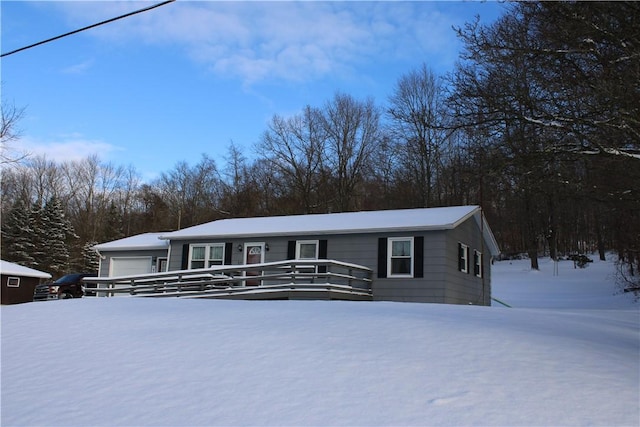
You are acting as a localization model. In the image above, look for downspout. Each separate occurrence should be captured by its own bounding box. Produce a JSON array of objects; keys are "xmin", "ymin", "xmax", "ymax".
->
[
  {"xmin": 94, "ymin": 249, "xmax": 106, "ymax": 277},
  {"xmin": 480, "ymin": 207, "xmax": 487, "ymax": 306}
]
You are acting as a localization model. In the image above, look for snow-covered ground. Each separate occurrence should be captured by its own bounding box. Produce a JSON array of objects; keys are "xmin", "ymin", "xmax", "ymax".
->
[{"xmin": 2, "ymin": 257, "xmax": 638, "ymax": 426}]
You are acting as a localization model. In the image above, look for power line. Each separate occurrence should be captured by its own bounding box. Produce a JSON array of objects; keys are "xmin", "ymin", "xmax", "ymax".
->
[{"xmin": 1, "ymin": 0, "xmax": 176, "ymax": 58}]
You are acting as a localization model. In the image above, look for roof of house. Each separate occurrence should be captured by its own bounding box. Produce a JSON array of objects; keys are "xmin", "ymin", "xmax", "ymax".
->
[
  {"xmin": 159, "ymin": 206, "xmax": 500, "ymax": 255},
  {"xmin": 0, "ymin": 260, "xmax": 52, "ymax": 279},
  {"xmin": 92, "ymin": 232, "xmax": 170, "ymax": 252}
]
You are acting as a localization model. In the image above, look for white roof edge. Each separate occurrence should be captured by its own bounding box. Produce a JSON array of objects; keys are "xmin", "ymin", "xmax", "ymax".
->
[
  {"xmin": 450, "ymin": 206, "xmax": 481, "ymax": 228},
  {"xmin": 0, "ymin": 260, "xmax": 52, "ymax": 279},
  {"xmin": 92, "ymin": 232, "xmax": 170, "ymax": 251},
  {"xmin": 474, "ymin": 210, "xmax": 501, "ymax": 256},
  {"xmin": 93, "ymin": 244, "xmax": 169, "ymax": 251},
  {"xmin": 159, "ymin": 224, "xmax": 460, "ymax": 241}
]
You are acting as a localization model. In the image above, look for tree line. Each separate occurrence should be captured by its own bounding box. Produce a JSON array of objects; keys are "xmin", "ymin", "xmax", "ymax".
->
[{"xmin": 2, "ymin": 2, "xmax": 638, "ymax": 291}]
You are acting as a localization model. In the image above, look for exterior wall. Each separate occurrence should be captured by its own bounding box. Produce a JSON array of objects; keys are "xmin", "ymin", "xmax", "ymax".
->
[
  {"xmin": 166, "ymin": 226, "xmax": 491, "ymax": 305},
  {"xmin": 1, "ymin": 274, "xmax": 40, "ymax": 304},
  {"xmin": 371, "ymin": 231, "xmax": 448, "ymax": 303},
  {"xmin": 98, "ymin": 250, "xmax": 169, "ymax": 277},
  {"xmin": 445, "ymin": 216, "xmax": 492, "ymax": 305}
]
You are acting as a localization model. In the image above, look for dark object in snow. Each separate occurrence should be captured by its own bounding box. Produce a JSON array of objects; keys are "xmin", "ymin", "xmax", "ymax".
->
[
  {"xmin": 569, "ymin": 254, "xmax": 593, "ymax": 269},
  {"xmin": 33, "ymin": 273, "xmax": 92, "ymax": 301}
]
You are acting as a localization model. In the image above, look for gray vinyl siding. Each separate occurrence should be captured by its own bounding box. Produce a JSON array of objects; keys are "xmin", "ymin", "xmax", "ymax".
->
[
  {"xmin": 165, "ymin": 216, "xmax": 492, "ymax": 305},
  {"xmin": 445, "ymin": 217, "xmax": 491, "ymax": 305},
  {"xmin": 98, "ymin": 249, "xmax": 168, "ymax": 277},
  {"xmin": 372, "ymin": 231, "xmax": 448, "ymax": 303}
]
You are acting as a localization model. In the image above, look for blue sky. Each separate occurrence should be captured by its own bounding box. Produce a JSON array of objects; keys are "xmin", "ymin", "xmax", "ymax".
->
[{"xmin": 2, "ymin": 1, "xmax": 504, "ymax": 181}]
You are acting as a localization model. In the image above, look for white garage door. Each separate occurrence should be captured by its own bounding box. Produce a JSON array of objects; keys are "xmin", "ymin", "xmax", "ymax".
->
[{"xmin": 110, "ymin": 257, "xmax": 152, "ymax": 277}]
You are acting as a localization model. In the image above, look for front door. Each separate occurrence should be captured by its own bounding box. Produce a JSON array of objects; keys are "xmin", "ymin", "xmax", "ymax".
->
[{"xmin": 244, "ymin": 243, "xmax": 265, "ymax": 286}]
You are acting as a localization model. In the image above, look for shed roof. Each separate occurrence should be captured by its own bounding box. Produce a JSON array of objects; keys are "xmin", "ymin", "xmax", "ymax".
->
[
  {"xmin": 160, "ymin": 206, "xmax": 499, "ymax": 255},
  {"xmin": 0, "ymin": 260, "xmax": 52, "ymax": 279},
  {"xmin": 92, "ymin": 232, "xmax": 170, "ymax": 252}
]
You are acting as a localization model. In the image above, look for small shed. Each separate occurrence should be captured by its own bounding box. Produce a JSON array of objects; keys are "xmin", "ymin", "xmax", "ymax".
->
[{"xmin": 1, "ymin": 260, "xmax": 52, "ymax": 305}]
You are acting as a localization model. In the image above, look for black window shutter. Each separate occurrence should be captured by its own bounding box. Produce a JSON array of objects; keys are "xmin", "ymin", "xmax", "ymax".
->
[
  {"xmin": 287, "ymin": 241, "xmax": 296, "ymax": 259},
  {"xmin": 224, "ymin": 242, "xmax": 233, "ymax": 265},
  {"xmin": 318, "ymin": 240, "xmax": 328, "ymax": 273},
  {"xmin": 473, "ymin": 251, "xmax": 479, "ymax": 276},
  {"xmin": 458, "ymin": 243, "xmax": 464, "ymax": 271},
  {"xmin": 414, "ymin": 236, "xmax": 424, "ymax": 278},
  {"xmin": 377, "ymin": 237, "xmax": 387, "ymax": 278},
  {"xmin": 319, "ymin": 240, "xmax": 328, "ymax": 259},
  {"xmin": 181, "ymin": 244, "xmax": 190, "ymax": 270}
]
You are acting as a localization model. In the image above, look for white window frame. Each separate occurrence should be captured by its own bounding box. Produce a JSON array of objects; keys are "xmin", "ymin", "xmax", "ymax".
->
[
  {"xmin": 295, "ymin": 240, "xmax": 320, "ymax": 274},
  {"xmin": 459, "ymin": 243, "xmax": 469, "ymax": 273},
  {"xmin": 387, "ymin": 237, "xmax": 414, "ymax": 278},
  {"xmin": 7, "ymin": 277, "xmax": 20, "ymax": 287},
  {"xmin": 156, "ymin": 257, "xmax": 168, "ymax": 273},
  {"xmin": 189, "ymin": 243, "xmax": 225, "ymax": 269},
  {"xmin": 296, "ymin": 240, "xmax": 319, "ymax": 260},
  {"xmin": 474, "ymin": 250, "xmax": 483, "ymax": 278}
]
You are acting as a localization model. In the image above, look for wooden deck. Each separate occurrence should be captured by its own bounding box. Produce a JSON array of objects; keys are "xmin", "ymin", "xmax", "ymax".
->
[{"xmin": 83, "ymin": 260, "xmax": 373, "ymax": 301}]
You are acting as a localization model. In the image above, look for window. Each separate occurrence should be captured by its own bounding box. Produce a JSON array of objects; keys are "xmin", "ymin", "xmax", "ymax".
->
[
  {"xmin": 7, "ymin": 277, "xmax": 20, "ymax": 287},
  {"xmin": 474, "ymin": 250, "xmax": 482, "ymax": 277},
  {"xmin": 296, "ymin": 240, "xmax": 319, "ymax": 260},
  {"xmin": 189, "ymin": 244, "xmax": 225, "ymax": 269},
  {"xmin": 458, "ymin": 243, "xmax": 469, "ymax": 273},
  {"xmin": 388, "ymin": 237, "xmax": 413, "ymax": 277}
]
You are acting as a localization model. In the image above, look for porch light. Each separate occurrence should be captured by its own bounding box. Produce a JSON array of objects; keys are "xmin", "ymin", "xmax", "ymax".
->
[{"xmin": 238, "ymin": 244, "xmax": 243, "ymax": 252}]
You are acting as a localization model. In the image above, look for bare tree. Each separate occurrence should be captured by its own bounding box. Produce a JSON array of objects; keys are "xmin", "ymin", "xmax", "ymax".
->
[
  {"xmin": 0, "ymin": 100, "xmax": 27, "ymax": 165},
  {"xmin": 156, "ymin": 154, "xmax": 222, "ymax": 229},
  {"xmin": 258, "ymin": 106, "xmax": 326, "ymax": 213},
  {"xmin": 388, "ymin": 64, "xmax": 450, "ymax": 207},
  {"xmin": 448, "ymin": 1, "xmax": 640, "ymax": 274},
  {"xmin": 320, "ymin": 93, "xmax": 382, "ymax": 212}
]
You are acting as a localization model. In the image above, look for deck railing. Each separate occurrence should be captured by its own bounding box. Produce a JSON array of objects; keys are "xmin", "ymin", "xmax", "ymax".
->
[{"xmin": 82, "ymin": 259, "xmax": 373, "ymax": 300}]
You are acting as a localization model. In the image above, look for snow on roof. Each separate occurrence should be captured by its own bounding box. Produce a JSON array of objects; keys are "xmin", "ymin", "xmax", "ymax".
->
[
  {"xmin": 0, "ymin": 260, "xmax": 51, "ymax": 279},
  {"xmin": 161, "ymin": 206, "xmax": 482, "ymax": 240},
  {"xmin": 92, "ymin": 233, "xmax": 170, "ymax": 252}
]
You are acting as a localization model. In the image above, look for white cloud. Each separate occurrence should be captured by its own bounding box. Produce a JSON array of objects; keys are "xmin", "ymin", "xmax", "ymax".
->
[
  {"xmin": 61, "ymin": 58, "xmax": 95, "ymax": 75},
  {"xmin": 16, "ymin": 134, "xmax": 124, "ymax": 164},
  {"xmin": 49, "ymin": 1, "xmax": 471, "ymax": 85}
]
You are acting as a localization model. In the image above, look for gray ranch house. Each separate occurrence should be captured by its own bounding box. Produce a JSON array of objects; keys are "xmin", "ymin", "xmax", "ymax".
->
[{"xmin": 91, "ymin": 206, "xmax": 500, "ymax": 305}]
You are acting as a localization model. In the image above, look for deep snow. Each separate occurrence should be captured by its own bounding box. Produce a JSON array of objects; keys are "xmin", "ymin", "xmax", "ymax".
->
[{"xmin": 1, "ymin": 257, "xmax": 638, "ymax": 426}]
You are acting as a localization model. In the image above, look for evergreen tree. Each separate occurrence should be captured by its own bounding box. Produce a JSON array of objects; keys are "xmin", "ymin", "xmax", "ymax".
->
[
  {"xmin": 1, "ymin": 197, "xmax": 35, "ymax": 267},
  {"xmin": 78, "ymin": 241, "xmax": 100, "ymax": 274},
  {"xmin": 39, "ymin": 197, "xmax": 78, "ymax": 276},
  {"xmin": 30, "ymin": 201, "xmax": 46, "ymax": 270}
]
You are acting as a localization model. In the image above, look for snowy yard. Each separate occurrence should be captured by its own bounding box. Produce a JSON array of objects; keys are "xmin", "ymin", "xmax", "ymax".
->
[{"xmin": 2, "ymin": 256, "xmax": 638, "ymax": 426}]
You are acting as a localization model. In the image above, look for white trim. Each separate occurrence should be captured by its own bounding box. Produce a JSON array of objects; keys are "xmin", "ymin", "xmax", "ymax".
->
[
  {"xmin": 243, "ymin": 242, "xmax": 266, "ymax": 263},
  {"xmin": 6, "ymin": 276, "xmax": 20, "ymax": 287},
  {"xmin": 474, "ymin": 250, "xmax": 483, "ymax": 278},
  {"xmin": 188, "ymin": 243, "xmax": 225, "ymax": 269},
  {"xmin": 387, "ymin": 237, "xmax": 414, "ymax": 278},
  {"xmin": 157, "ymin": 257, "xmax": 168, "ymax": 273},
  {"xmin": 459, "ymin": 243, "xmax": 469, "ymax": 273},
  {"xmin": 243, "ymin": 242, "xmax": 266, "ymax": 286},
  {"xmin": 296, "ymin": 240, "xmax": 319, "ymax": 260}
]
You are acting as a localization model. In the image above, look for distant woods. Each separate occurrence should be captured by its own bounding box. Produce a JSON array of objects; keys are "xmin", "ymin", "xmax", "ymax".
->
[{"xmin": 2, "ymin": 2, "xmax": 638, "ymax": 290}]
